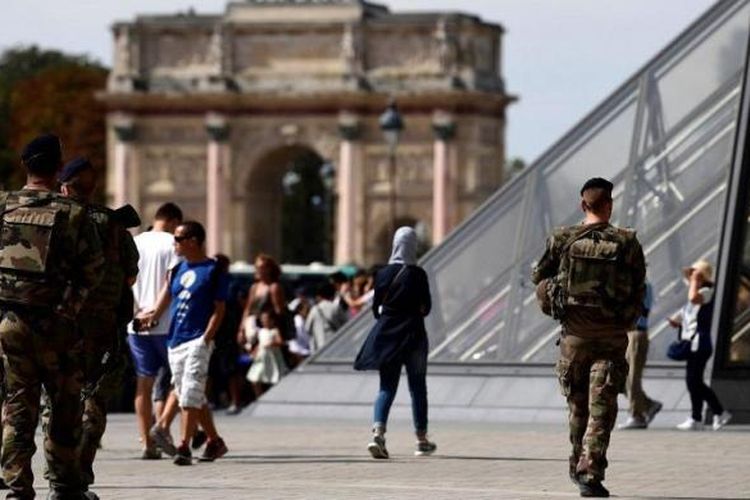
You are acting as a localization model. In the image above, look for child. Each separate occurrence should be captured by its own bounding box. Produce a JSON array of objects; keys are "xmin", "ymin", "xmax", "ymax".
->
[{"xmin": 246, "ymin": 310, "xmax": 289, "ymax": 398}]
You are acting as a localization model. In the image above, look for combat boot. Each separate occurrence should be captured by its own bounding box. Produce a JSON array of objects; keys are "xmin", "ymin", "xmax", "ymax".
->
[{"xmin": 578, "ymin": 479, "xmax": 610, "ymax": 498}]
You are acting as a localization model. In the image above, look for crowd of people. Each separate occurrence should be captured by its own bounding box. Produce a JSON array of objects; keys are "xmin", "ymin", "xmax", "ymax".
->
[
  {"xmin": 0, "ymin": 133, "xmax": 390, "ymax": 499},
  {"xmin": 0, "ymin": 134, "xmax": 734, "ymax": 500}
]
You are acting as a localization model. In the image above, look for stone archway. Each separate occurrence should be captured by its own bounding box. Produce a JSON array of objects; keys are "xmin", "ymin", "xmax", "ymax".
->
[{"xmin": 245, "ymin": 145, "xmax": 332, "ymax": 264}]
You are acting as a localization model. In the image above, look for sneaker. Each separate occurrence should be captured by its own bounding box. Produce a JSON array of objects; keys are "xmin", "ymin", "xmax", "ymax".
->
[
  {"xmin": 191, "ymin": 430, "xmax": 208, "ymax": 450},
  {"xmin": 198, "ymin": 437, "xmax": 228, "ymax": 462},
  {"xmin": 578, "ymin": 480, "xmax": 610, "ymax": 497},
  {"xmin": 0, "ymin": 477, "xmax": 7, "ymax": 489},
  {"xmin": 645, "ymin": 400, "xmax": 663, "ymax": 424},
  {"xmin": 712, "ymin": 411, "xmax": 732, "ymax": 431},
  {"xmin": 367, "ymin": 434, "xmax": 389, "ymax": 459},
  {"xmin": 83, "ymin": 491, "xmax": 100, "ymax": 500},
  {"xmin": 414, "ymin": 439, "xmax": 437, "ymax": 456},
  {"xmin": 226, "ymin": 404, "xmax": 242, "ymax": 416},
  {"xmin": 676, "ymin": 418, "xmax": 704, "ymax": 431},
  {"xmin": 173, "ymin": 444, "xmax": 192, "ymax": 466},
  {"xmin": 617, "ymin": 416, "xmax": 647, "ymax": 430},
  {"xmin": 141, "ymin": 445, "xmax": 162, "ymax": 460},
  {"xmin": 149, "ymin": 424, "xmax": 177, "ymax": 457}
]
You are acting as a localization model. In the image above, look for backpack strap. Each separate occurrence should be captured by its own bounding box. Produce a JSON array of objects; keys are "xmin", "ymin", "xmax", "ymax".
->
[{"xmin": 560, "ymin": 224, "xmax": 603, "ymax": 257}]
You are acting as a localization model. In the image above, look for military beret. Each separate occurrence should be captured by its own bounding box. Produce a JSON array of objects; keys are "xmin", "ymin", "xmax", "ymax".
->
[
  {"xmin": 21, "ymin": 134, "xmax": 62, "ymax": 167},
  {"xmin": 580, "ymin": 177, "xmax": 613, "ymax": 196},
  {"xmin": 59, "ymin": 157, "xmax": 93, "ymax": 183}
]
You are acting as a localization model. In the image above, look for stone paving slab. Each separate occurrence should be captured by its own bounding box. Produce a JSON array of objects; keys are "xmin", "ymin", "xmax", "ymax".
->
[{"xmin": 24, "ymin": 414, "xmax": 750, "ymax": 499}]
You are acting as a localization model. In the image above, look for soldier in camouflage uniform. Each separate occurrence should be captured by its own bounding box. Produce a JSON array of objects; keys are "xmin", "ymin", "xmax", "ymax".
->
[
  {"xmin": 53, "ymin": 157, "xmax": 138, "ymax": 497},
  {"xmin": 0, "ymin": 135, "xmax": 104, "ymax": 500},
  {"xmin": 531, "ymin": 177, "xmax": 645, "ymax": 498}
]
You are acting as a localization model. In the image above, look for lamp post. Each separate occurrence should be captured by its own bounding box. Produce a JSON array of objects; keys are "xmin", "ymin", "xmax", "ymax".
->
[{"xmin": 379, "ymin": 99, "xmax": 404, "ymax": 236}]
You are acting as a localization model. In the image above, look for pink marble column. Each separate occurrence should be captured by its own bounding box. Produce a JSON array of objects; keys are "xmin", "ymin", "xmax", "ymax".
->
[
  {"xmin": 432, "ymin": 112, "xmax": 457, "ymax": 244},
  {"xmin": 206, "ymin": 113, "xmax": 230, "ymax": 256},
  {"xmin": 335, "ymin": 113, "xmax": 361, "ymax": 264},
  {"xmin": 112, "ymin": 113, "xmax": 135, "ymax": 208}
]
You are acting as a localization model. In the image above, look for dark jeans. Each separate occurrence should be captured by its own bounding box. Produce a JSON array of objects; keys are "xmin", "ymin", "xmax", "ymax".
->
[
  {"xmin": 372, "ymin": 337, "xmax": 428, "ymax": 434},
  {"xmin": 686, "ymin": 351, "xmax": 723, "ymax": 421}
]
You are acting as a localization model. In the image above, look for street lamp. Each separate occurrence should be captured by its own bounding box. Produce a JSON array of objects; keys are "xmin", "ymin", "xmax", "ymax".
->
[{"xmin": 379, "ymin": 99, "xmax": 404, "ymax": 236}]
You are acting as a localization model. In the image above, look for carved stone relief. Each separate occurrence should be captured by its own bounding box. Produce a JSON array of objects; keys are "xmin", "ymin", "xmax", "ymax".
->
[
  {"xmin": 143, "ymin": 29, "xmax": 214, "ymax": 71},
  {"xmin": 233, "ymin": 31, "xmax": 342, "ymax": 74},
  {"xmin": 366, "ymin": 30, "xmax": 437, "ymax": 72},
  {"xmin": 140, "ymin": 147, "xmax": 206, "ymax": 198}
]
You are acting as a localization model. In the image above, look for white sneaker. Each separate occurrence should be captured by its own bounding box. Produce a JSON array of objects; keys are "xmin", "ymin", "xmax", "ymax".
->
[
  {"xmin": 712, "ymin": 411, "xmax": 732, "ymax": 431},
  {"xmin": 617, "ymin": 416, "xmax": 647, "ymax": 430},
  {"xmin": 367, "ymin": 434, "xmax": 389, "ymax": 459},
  {"xmin": 676, "ymin": 418, "xmax": 704, "ymax": 431}
]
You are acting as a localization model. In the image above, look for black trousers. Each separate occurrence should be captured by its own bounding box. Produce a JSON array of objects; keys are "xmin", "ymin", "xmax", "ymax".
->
[{"xmin": 686, "ymin": 351, "xmax": 723, "ymax": 421}]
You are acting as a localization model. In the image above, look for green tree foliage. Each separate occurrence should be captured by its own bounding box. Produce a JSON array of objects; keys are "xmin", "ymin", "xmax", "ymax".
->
[{"xmin": 0, "ymin": 46, "xmax": 106, "ymax": 188}]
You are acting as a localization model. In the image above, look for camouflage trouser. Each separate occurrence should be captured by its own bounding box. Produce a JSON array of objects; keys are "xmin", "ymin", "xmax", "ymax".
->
[
  {"xmin": 555, "ymin": 334, "xmax": 628, "ymax": 483},
  {"xmin": 0, "ymin": 310, "xmax": 84, "ymax": 499},
  {"xmin": 42, "ymin": 311, "xmax": 120, "ymax": 490}
]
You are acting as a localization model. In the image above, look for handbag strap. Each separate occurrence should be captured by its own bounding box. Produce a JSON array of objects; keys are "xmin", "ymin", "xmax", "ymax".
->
[{"xmin": 382, "ymin": 265, "xmax": 408, "ymax": 307}]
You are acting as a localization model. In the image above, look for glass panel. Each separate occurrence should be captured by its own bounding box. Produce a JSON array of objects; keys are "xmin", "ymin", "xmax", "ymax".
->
[
  {"xmin": 654, "ymin": 3, "xmax": 750, "ymax": 131},
  {"xmin": 314, "ymin": 0, "xmax": 750, "ymax": 365}
]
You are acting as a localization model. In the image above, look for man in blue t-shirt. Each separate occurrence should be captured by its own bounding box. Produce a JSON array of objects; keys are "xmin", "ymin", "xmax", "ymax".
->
[
  {"xmin": 140, "ymin": 221, "xmax": 230, "ymax": 465},
  {"xmin": 618, "ymin": 280, "xmax": 663, "ymax": 429}
]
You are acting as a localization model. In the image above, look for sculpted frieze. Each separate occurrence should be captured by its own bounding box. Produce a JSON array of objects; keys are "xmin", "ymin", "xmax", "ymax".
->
[
  {"xmin": 142, "ymin": 30, "xmax": 214, "ymax": 71},
  {"xmin": 138, "ymin": 123, "xmax": 206, "ymax": 144},
  {"xmin": 140, "ymin": 148, "xmax": 206, "ymax": 197},
  {"xmin": 366, "ymin": 31, "xmax": 438, "ymax": 73},
  {"xmin": 233, "ymin": 32, "xmax": 342, "ymax": 73}
]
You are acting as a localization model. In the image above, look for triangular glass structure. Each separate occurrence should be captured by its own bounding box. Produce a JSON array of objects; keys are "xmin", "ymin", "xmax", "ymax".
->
[{"xmin": 314, "ymin": 0, "xmax": 750, "ymax": 365}]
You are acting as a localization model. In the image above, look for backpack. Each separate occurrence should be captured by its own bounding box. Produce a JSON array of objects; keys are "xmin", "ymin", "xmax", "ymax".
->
[
  {"xmin": 0, "ymin": 192, "xmax": 75, "ymax": 305},
  {"xmin": 556, "ymin": 225, "xmax": 637, "ymax": 323}
]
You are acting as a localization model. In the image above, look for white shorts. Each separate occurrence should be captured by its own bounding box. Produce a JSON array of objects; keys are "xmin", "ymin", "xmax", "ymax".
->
[{"xmin": 168, "ymin": 336, "xmax": 214, "ymax": 409}]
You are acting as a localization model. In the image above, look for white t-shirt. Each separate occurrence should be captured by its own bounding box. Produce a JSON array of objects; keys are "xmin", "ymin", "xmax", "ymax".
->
[
  {"xmin": 679, "ymin": 286, "xmax": 714, "ymax": 352},
  {"xmin": 128, "ymin": 231, "xmax": 180, "ymax": 335}
]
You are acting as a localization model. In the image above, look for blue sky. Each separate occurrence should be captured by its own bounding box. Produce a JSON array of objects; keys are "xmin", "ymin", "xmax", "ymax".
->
[{"xmin": 0, "ymin": 0, "xmax": 714, "ymax": 162}]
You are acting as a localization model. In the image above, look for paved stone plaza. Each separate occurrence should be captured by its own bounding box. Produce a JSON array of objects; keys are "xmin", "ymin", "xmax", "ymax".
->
[{"xmin": 25, "ymin": 414, "xmax": 750, "ymax": 499}]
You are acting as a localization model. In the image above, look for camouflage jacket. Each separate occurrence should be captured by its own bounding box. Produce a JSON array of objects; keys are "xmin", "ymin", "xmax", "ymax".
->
[
  {"xmin": 532, "ymin": 222, "xmax": 646, "ymax": 330},
  {"xmin": 83, "ymin": 204, "xmax": 139, "ymax": 312},
  {"xmin": 0, "ymin": 189, "xmax": 104, "ymax": 316}
]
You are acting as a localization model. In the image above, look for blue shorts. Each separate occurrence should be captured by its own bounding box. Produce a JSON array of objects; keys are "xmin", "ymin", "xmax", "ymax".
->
[{"xmin": 128, "ymin": 334, "xmax": 169, "ymax": 378}]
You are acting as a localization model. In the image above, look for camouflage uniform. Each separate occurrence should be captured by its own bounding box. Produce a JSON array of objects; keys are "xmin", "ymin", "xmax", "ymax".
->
[
  {"xmin": 0, "ymin": 189, "xmax": 103, "ymax": 499},
  {"xmin": 532, "ymin": 222, "xmax": 645, "ymax": 484},
  {"xmin": 42, "ymin": 204, "xmax": 138, "ymax": 490}
]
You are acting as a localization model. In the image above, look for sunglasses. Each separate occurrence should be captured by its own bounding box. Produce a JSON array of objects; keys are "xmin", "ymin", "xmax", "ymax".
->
[{"xmin": 174, "ymin": 235, "xmax": 194, "ymax": 243}]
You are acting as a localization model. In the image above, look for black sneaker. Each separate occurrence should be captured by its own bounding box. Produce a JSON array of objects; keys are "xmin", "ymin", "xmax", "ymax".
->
[
  {"xmin": 83, "ymin": 491, "xmax": 100, "ymax": 500},
  {"xmin": 645, "ymin": 400, "xmax": 663, "ymax": 424},
  {"xmin": 578, "ymin": 480, "xmax": 610, "ymax": 498},
  {"xmin": 198, "ymin": 437, "xmax": 228, "ymax": 462},
  {"xmin": 173, "ymin": 444, "xmax": 192, "ymax": 466},
  {"xmin": 141, "ymin": 445, "xmax": 162, "ymax": 460},
  {"xmin": 414, "ymin": 439, "xmax": 437, "ymax": 456},
  {"xmin": 191, "ymin": 430, "xmax": 208, "ymax": 450}
]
